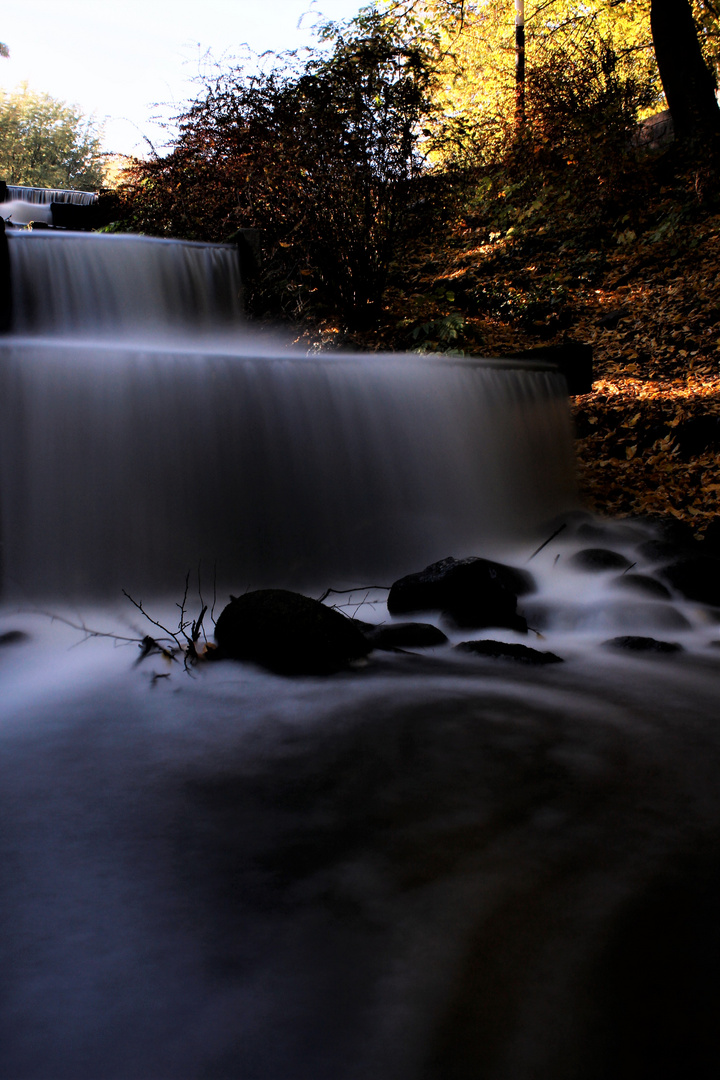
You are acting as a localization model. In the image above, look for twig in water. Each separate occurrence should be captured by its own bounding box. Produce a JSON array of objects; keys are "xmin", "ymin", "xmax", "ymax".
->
[
  {"xmin": 36, "ymin": 610, "xmax": 144, "ymax": 647},
  {"xmin": 210, "ymin": 563, "xmax": 218, "ymax": 627},
  {"xmin": 527, "ymin": 523, "xmax": 567, "ymax": 562},
  {"xmin": 175, "ymin": 572, "xmax": 192, "ymax": 641},
  {"xmin": 122, "ymin": 589, "xmax": 183, "ymax": 650},
  {"xmin": 316, "ymin": 584, "xmax": 390, "ymax": 604}
]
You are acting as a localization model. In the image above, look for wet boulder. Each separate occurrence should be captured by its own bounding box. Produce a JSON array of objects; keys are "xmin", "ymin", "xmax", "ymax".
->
[
  {"xmin": 568, "ymin": 548, "xmax": 634, "ymax": 572},
  {"xmin": 388, "ymin": 556, "xmax": 533, "ymax": 632},
  {"xmin": 455, "ymin": 640, "xmax": 563, "ymax": 664},
  {"xmin": 610, "ymin": 574, "xmax": 672, "ymax": 600},
  {"xmin": 658, "ymin": 556, "xmax": 720, "ymax": 607},
  {"xmin": 602, "ymin": 635, "xmax": 684, "ymax": 654},
  {"xmin": 214, "ymin": 589, "xmax": 371, "ymax": 675},
  {"xmin": 636, "ymin": 517, "xmax": 697, "ymax": 564}
]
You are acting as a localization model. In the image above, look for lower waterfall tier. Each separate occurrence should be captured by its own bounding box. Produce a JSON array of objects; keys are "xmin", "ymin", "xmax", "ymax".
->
[{"xmin": 0, "ymin": 344, "xmax": 576, "ymax": 599}]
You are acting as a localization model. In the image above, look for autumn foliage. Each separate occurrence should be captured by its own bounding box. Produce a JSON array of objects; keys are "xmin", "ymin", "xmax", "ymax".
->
[
  {"xmin": 111, "ymin": 1, "xmax": 720, "ymax": 531},
  {"xmin": 116, "ymin": 11, "xmax": 456, "ymax": 328}
]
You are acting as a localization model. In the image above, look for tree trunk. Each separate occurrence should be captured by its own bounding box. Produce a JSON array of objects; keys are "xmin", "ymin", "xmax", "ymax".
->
[{"xmin": 651, "ymin": 0, "xmax": 720, "ymax": 142}]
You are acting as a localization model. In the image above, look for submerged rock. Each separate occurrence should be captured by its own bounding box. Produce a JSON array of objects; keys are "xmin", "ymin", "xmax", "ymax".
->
[
  {"xmin": 388, "ymin": 556, "xmax": 533, "ymax": 632},
  {"xmin": 214, "ymin": 589, "xmax": 371, "ymax": 675},
  {"xmin": 455, "ymin": 639, "xmax": 563, "ymax": 664},
  {"xmin": 610, "ymin": 573, "xmax": 672, "ymax": 600},
  {"xmin": 443, "ymin": 604, "xmax": 528, "ymax": 633},
  {"xmin": 363, "ymin": 622, "xmax": 448, "ymax": 650},
  {"xmin": 568, "ymin": 548, "xmax": 634, "ymax": 572},
  {"xmin": 602, "ymin": 635, "xmax": 684, "ymax": 654}
]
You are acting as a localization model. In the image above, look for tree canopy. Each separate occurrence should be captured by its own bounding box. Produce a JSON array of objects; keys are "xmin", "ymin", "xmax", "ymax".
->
[
  {"xmin": 385, "ymin": 0, "xmax": 720, "ymax": 146},
  {"xmin": 114, "ymin": 0, "xmax": 720, "ymax": 334},
  {"xmin": 0, "ymin": 84, "xmax": 107, "ymax": 190},
  {"xmin": 117, "ymin": 9, "xmax": 450, "ymax": 327}
]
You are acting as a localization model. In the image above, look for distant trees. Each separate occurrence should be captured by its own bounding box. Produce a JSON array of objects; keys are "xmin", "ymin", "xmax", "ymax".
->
[{"xmin": 0, "ymin": 84, "xmax": 107, "ymax": 190}]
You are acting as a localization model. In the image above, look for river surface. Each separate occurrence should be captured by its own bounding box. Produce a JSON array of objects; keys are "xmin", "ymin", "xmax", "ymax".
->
[{"xmin": 1, "ymin": 584, "xmax": 719, "ymax": 1080}]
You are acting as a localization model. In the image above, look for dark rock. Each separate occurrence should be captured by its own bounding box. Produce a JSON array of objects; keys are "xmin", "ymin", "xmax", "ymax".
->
[
  {"xmin": 658, "ymin": 556, "xmax": 720, "ymax": 606},
  {"xmin": 602, "ymin": 635, "xmax": 684, "ymax": 654},
  {"xmin": 505, "ymin": 342, "xmax": 593, "ymax": 395},
  {"xmin": 454, "ymin": 640, "xmax": 563, "ymax": 664},
  {"xmin": 655, "ymin": 517, "xmax": 697, "ymax": 545},
  {"xmin": 49, "ymin": 201, "xmax": 104, "ymax": 231},
  {"xmin": 596, "ymin": 308, "xmax": 628, "ymax": 330},
  {"xmin": 0, "ymin": 630, "xmax": 29, "ymax": 647},
  {"xmin": 388, "ymin": 556, "xmax": 534, "ymax": 634},
  {"xmin": 364, "ymin": 622, "xmax": 448, "ymax": 650},
  {"xmin": 639, "ymin": 516, "xmax": 696, "ymax": 550},
  {"xmin": 443, "ymin": 605, "xmax": 528, "ymax": 633},
  {"xmin": 214, "ymin": 589, "xmax": 371, "ymax": 675},
  {"xmin": 701, "ymin": 516, "xmax": 720, "ymax": 554},
  {"xmin": 637, "ymin": 539, "xmax": 686, "ymax": 564},
  {"xmin": 631, "ymin": 108, "xmax": 674, "ymax": 149},
  {"xmin": 568, "ymin": 548, "xmax": 634, "ymax": 572},
  {"xmin": 348, "ymin": 617, "xmax": 375, "ymax": 634},
  {"xmin": 673, "ymin": 415, "xmax": 720, "ymax": 459},
  {"xmin": 388, "ymin": 556, "xmax": 534, "ymax": 611},
  {"xmin": 611, "ymin": 574, "xmax": 672, "ymax": 600}
]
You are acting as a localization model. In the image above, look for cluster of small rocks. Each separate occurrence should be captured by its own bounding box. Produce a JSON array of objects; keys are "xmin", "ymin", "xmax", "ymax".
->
[{"xmin": 212, "ymin": 512, "xmax": 720, "ymax": 676}]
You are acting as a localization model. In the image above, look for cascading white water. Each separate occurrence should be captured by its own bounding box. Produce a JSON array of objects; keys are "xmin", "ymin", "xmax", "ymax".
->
[
  {"xmin": 5, "ymin": 184, "xmax": 98, "ymax": 204},
  {"xmin": 0, "ymin": 199, "xmax": 53, "ymax": 225},
  {"xmin": 0, "ymin": 230, "xmax": 576, "ymax": 599},
  {"xmin": 1, "ymin": 228, "xmax": 719, "ymax": 1080},
  {"xmin": 1, "ymin": 187, "xmax": 98, "ymax": 226},
  {"xmin": 7, "ymin": 230, "xmax": 244, "ymax": 338}
]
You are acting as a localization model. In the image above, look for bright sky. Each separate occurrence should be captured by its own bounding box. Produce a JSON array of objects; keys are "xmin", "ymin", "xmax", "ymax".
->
[{"xmin": 0, "ymin": 0, "xmax": 366, "ymax": 159}]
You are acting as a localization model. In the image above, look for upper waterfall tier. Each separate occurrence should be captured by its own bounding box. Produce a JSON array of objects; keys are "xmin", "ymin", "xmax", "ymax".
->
[
  {"xmin": 5, "ymin": 186, "xmax": 98, "ymax": 205},
  {"xmin": 6, "ymin": 231, "xmax": 244, "ymax": 339}
]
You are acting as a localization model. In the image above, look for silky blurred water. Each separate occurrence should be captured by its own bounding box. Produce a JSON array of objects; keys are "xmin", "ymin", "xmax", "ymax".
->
[{"xmin": 0, "ymin": 230, "xmax": 717, "ymax": 1079}]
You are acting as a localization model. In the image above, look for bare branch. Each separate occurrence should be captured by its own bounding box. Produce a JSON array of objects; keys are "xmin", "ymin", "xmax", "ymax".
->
[
  {"xmin": 34, "ymin": 609, "xmax": 143, "ymax": 645},
  {"xmin": 316, "ymin": 584, "xmax": 391, "ymax": 603},
  {"xmin": 122, "ymin": 589, "xmax": 183, "ymax": 649}
]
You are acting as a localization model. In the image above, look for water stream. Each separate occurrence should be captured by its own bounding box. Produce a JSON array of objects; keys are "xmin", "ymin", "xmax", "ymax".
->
[
  {"xmin": 0, "ymin": 229, "xmax": 718, "ymax": 1079},
  {"xmin": 0, "ymin": 231, "xmax": 575, "ymax": 599}
]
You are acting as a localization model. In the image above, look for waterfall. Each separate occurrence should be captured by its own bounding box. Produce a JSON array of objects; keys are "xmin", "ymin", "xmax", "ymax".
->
[
  {"xmin": 0, "ymin": 230, "xmax": 577, "ymax": 600},
  {"xmin": 5, "ymin": 185, "xmax": 98, "ymax": 205},
  {"xmin": 7, "ymin": 231, "xmax": 244, "ymax": 337},
  {"xmin": 1, "ymin": 229, "xmax": 720, "ymax": 1080}
]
